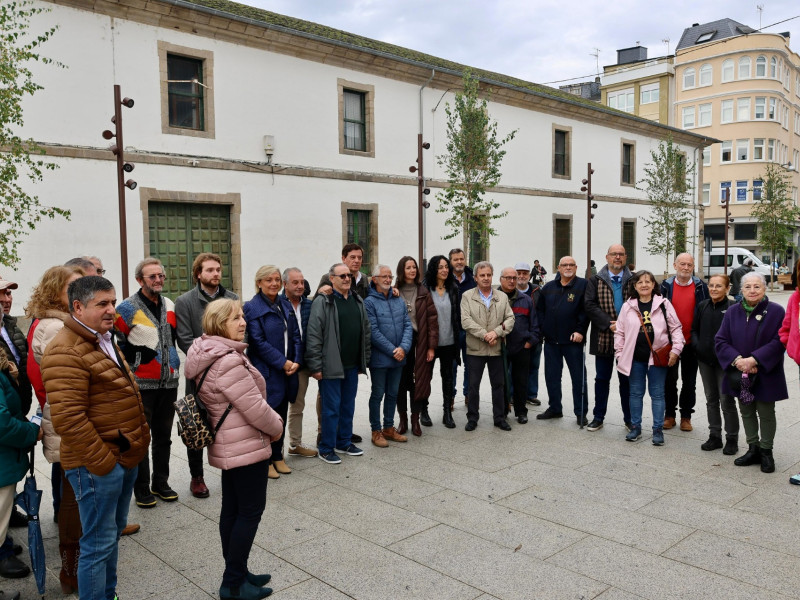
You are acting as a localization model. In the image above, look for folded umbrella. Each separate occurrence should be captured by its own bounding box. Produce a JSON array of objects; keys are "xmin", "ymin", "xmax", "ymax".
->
[{"xmin": 15, "ymin": 449, "xmax": 45, "ymax": 598}]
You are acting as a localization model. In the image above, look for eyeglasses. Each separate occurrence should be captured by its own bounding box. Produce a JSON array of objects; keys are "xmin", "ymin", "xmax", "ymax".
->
[
  {"xmin": 500, "ymin": 276, "xmax": 518, "ymax": 281},
  {"xmin": 97, "ymin": 269, "xmax": 107, "ymax": 275},
  {"xmin": 333, "ymin": 273, "xmax": 352, "ymax": 280},
  {"xmin": 559, "ymin": 263, "xmax": 577, "ymax": 268},
  {"xmin": 375, "ymin": 274, "xmax": 392, "ymax": 279},
  {"xmin": 145, "ymin": 274, "xmax": 166, "ymax": 281},
  {"xmin": 607, "ymin": 252, "xmax": 626, "ymax": 258}
]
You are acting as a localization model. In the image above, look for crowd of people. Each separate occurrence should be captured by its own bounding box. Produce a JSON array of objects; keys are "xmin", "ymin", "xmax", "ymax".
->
[{"xmin": 1, "ymin": 242, "xmax": 800, "ymax": 600}]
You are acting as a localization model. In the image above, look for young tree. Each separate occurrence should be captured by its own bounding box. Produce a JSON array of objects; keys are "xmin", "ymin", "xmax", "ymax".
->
[
  {"xmin": 750, "ymin": 163, "xmax": 799, "ymax": 289},
  {"xmin": 0, "ymin": 1, "xmax": 69, "ymax": 268},
  {"xmin": 436, "ymin": 70, "xmax": 517, "ymax": 261},
  {"xmin": 639, "ymin": 137, "xmax": 695, "ymax": 273}
]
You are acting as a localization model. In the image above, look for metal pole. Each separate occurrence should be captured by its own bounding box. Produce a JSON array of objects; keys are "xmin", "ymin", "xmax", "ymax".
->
[
  {"xmin": 417, "ymin": 133, "xmax": 424, "ymax": 270},
  {"xmin": 114, "ymin": 84, "xmax": 130, "ymax": 298},
  {"xmin": 723, "ymin": 186, "xmax": 730, "ymax": 276},
  {"xmin": 586, "ymin": 163, "xmax": 592, "ymax": 279}
]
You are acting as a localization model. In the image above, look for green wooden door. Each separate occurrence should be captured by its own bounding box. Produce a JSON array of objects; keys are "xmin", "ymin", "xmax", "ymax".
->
[{"xmin": 148, "ymin": 202, "xmax": 233, "ymax": 300}]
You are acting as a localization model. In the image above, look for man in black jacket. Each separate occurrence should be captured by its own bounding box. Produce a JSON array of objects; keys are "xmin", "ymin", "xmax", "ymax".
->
[{"xmin": 536, "ymin": 257, "xmax": 589, "ymax": 425}]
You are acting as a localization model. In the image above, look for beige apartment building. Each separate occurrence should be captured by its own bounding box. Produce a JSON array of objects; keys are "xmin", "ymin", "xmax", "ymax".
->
[{"xmin": 602, "ymin": 46, "xmax": 675, "ymax": 126}]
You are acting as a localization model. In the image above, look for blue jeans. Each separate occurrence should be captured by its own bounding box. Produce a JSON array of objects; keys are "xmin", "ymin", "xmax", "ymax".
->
[
  {"xmin": 318, "ymin": 368, "xmax": 359, "ymax": 453},
  {"xmin": 628, "ymin": 360, "xmax": 668, "ymax": 429},
  {"xmin": 527, "ymin": 341, "xmax": 543, "ymax": 398},
  {"xmin": 594, "ymin": 355, "xmax": 631, "ymax": 423},
  {"xmin": 368, "ymin": 366, "xmax": 403, "ymax": 431},
  {"xmin": 65, "ymin": 463, "xmax": 136, "ymax": 600},
  {"xmin": 452, "ymin": 330, "xmax": 469, "ymax": 398},
  {"xmin": 543, "ymin": 341, "xmax": 588, "ymax": 416}
]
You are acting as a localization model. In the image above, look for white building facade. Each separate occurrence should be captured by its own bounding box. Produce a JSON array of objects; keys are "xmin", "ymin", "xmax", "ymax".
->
[{"xmin": 7, "ymin": 0, "xmax": 713, "ymax": 302}]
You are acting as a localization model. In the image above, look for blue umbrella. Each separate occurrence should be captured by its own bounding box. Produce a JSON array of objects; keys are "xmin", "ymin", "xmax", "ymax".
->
[{"xmin": 15, "ymin": 450, "xmax": 45, "ymax": 598}]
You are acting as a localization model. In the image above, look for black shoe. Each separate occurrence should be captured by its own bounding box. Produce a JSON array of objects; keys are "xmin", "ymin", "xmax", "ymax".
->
[
  {"xmin": 495, "ymin": 420, "xmax": 512, "ymax": 431},
  {"xmin": 442, "ymin": 409, "xmax": 456, "ymax": 429},
  {"xmin": 577, "ymin": 415, "xmax": 588, "ymax": 427},
  {"xmin": 536, "ymin": 409, "xmax": 563, "ymax": 420},
  {"xmin": 351, "ymin": 433, "xmax": 362, "ymax": 444},
  {"xmin": 151, "ymin": 483, "xmax": 179, "ymax": 502},
  {"xmin": 517, "ymin": 415, "xmax": 528, "ymax": 424},
  {"xmin": 7, "ymin": 509, "xmax": 26, "ymax": 529},
  {"xmin": 723, "ymin": 438, "xmax": 739, "ymax": 456},
  {"xmin": 420, "ymin": 409, "xmax": 432, "ymax": 427},
  {"xmin": 465, "ymin": 421, "xmax": 477, "ymax": 431},
  {"xmin": 586, "ymin": 419, "xmax": 603, "ymax": 432},
  {"xmin": 701, "ymin": 435, "xmax": 723, "ymax": 451},
  {"xmin": 0, "ymin": 555, "xmax": 30, "ymax": 579},
  {"xmin": 135, "ymin": 491, "xmax": 157, "ymax": 508},
  {"xmin": 527, "ymin": 397, "xmax": 541, "ymax": 406},
  {"xmin": 760, "ymin": 449, "xmax": 775, "ymax": 473},
  {"xmin": 11, "ymin": 545, "xmax": 21, "ymax": 557},
  {"xmin": 734, "ymin": 444, "xmax": 762, "ymax": 466}
]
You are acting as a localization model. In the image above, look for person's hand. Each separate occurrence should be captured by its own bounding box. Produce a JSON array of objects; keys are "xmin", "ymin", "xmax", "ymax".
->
[
  {"xmin": 524, "ymin": 342, "xmax": 532, "ymax": 349},
  {"xmin": 311, "ymin": 371, "xmax": 322, "ymax": 380},
  {"xmin": 484, "ymin": 331, "xmax": 498, "ymax": 344},
  {"xmin": 736, "ymin": 356, "xmax": 757, "ymax": 373},
  {"xmin": 488, "ymin": 338, "xmax": 497, "ymax": 347},
  {"xmin": 392, "ymin": 287, "xmax": 400, "ymax": 297},
  {"xmin": 393, "ymin": 347, "xmax": 405, "ymax": 361},
  {"xmin": 668, "ymin": 352, "xmax": 679, "ymax": 367},
  {"xmin": 284, "ymin": 361, "xmax": 299, "ymax": 376},
  {"xmin": 570, "ymin": 332, "xmax": 584, "ymax": 343},
  {"xmin": 609, "ymin": 321, "xmax": 617, "ymax": 332},
  {"xmin": 318, "ymin": 285, "xmax": 332, "ymax": 296},
  {"xmin": 426, "ymin": 349, "xmax": 435, "ymax": 362}
]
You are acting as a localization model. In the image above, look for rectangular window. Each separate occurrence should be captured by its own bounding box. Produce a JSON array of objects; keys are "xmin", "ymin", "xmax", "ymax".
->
[
  {"xmin": 721, "ymin": 99, "xmax": 734, "ymax": 123},
  {"xmin": 721, "ymin": 141, "xmax": 732, "ymax": 162},
  {"xmin": 768, "ymin": 139, "xmax": 775, "ymax": 161},
  {"xmin": 698, "ymin": 103, "xmax": 712, "ymax": 126},
  {"xmin": 736, "ymin": 180, "xmax": 748, "ymax": 202},
  {"xmin": 553, "ymin": 217, "xmax": 572, "ymax": 270},
  {"xmin": 720, "ymin": 181, "xmax": 731, "ymax": 203},
  {"xmin": 705, "ymin": 224, "xmax": 725, "ymax": 241},
  {"xmin": 343, "ymin": 90, "xmax": 366, "ymax": 151},
  {"xmin": 682, "ymin": 106, "xmax": 695, "ymax": 128},
  {"xmin": 640, "ymin": 83, "xmax": 659, "ymax": 105},
  {"xmin": 736, "ymin": 139, "xmax": 749, "ymax": 161},
  {"xmin": 754, "ymin": 138, "xmax": 765, "ymax": 160},
  {"xmin": 734, "ymin": 224, "xmax": 758, "ymax": 239},
  {"xmin": 702, "ymin": 183, "xmax": 710, "ymax": 205},
  {"xmin": 702, "ymin": 147, "xmax": 711, "ymax": 166},
  {"xmin": 621, "ymin": 220, "xmax": 636, "ymax": 266},
  {"xmin": 753, "ymin": 179, "xmax": 763, "ymax": 201},
  {"xmin": 346, "ymin": 209, "xmax": 372, "ymax": 275},
  {"xmin": 769, "ymin": 98, "xmax": 777, "ymax": 119},
  {"xmin": 608, "ymin": 89, "xmax": 634, "ymax": 112},
  {"xmin": 158, "ymin": 42, "xmax": 215, "ymax": 139},
  {"xmin": 338, "ymin": 79, "xmax": 375, "ymax": 157},
  {"xmin": 755, "ymin": 97, "xmax": 766, "ymax": 119},
  {"xmin": 737, "ymin": 98, "xmax": 750, "ymax": 121},
  {"xmin": 553, "ymin": 127, "xmax": 571, "ymax": 178},
  {"xmin": 621, "ymin": 142, "xmax": 634, "ymax": 185}
]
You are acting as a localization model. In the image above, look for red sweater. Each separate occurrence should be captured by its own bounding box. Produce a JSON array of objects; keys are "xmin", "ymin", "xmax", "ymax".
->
[{"xmin": 670, "ymin": 283, "xmax": 696, "ymax": 343}]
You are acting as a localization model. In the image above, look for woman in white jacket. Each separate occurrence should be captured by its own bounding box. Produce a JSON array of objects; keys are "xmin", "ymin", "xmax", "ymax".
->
[{"xmin": 615, "ymin": 271, "xmax": 684, "ymax": 445}]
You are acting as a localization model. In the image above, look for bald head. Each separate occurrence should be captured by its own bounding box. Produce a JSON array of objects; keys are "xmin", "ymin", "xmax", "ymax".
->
[
  {"xmin": 499, "ymin": 267, "xmax": 517, "ymax": 293},
  {"xmin": 558, "ymin": 256, "xmax": 577, "ymax": 284},
  {"xmin": 606, "ymin": 244, "xmax": 627, "ymax": 274},
  {"xmin": 674, "ymin": 253, "xmax": 695, "ymax": 283}
]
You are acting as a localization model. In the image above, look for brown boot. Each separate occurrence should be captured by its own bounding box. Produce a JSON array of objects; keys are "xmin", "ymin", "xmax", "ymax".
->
[
  {"xmin": 59, "ymin": 543, "xmax": 79, "ymax": 594},
  {"xmin": 411, "ymin": 412, "xmax": 422, "ymax": 437},
  {"xmin": 397, "ymin": 411, "xmax": 408, "ymax": 435},
  {"xmin": 663, "ymin": 416, "xmax": 676, "ymax": 429},
  {"xmin": 268, "ymin": 464, "xmax": 280, "ymax": 479},
  {"xmin": 273, "ymin": 459, "xmax": 292, "ymax": 474},
  {"xmin": 371, "ymin": 430, "xmax": 389, "ymax": 447},
  {"xmin": 382, "ymin": 426, "xmax": 408, "ymax": 442},
  {"xmin": 679, "ymin": 418, "xmax": 693, "ymax": 432}
]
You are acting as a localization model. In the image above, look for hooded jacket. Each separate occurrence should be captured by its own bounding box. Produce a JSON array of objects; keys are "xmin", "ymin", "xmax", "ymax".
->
[
  {"xmin": 364, "ymin": 284, "xmax": 413, "ymax": 369},
  {"xmin": 29, "ymin": 309, "xmax": 67, "ymax": 463},
  {"xmin": 0, "ymin": 369, "xmax": 38, "ymax": 488},
  {"xmin": 185, "ymin": 334, "xmax": 284, "ymax": 470},
  {"xmin": 614, "ymin": 295, "xmax": 685, "ymax": 376}
]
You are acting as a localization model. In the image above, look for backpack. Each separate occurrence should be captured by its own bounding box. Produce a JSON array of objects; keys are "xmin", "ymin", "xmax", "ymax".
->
[{"xmin": 173, "ymin": 361, "xmax": 233, "ymax": 450}]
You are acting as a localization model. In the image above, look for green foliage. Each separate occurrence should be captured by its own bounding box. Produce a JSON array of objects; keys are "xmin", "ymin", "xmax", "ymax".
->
[
  {"xmin": 0, "ymin": 1, "xmax": 69, "ymax": 268},
  {"xmin": 435, "ymin": 70, "xmax": 517, "ymax": 258},
  {"xmin": 639, "ymin": 137, "xmax": 695, "ymax": 272},
  {"xmin": 750, "ymin": 163, "xmax": 799, "ymax": 284}
]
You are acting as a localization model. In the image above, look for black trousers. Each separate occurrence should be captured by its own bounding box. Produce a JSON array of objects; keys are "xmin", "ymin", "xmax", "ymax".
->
[
  {"xmin": 271, "ymin": 396, "xmax": 289, "ymax": 462},
  {"xmin": 508, "ymin": 348, "xmax": 531, "ymax": 417},
  {"xmin": 413, "ymin": 344, "xmax": 459, "ymax": 413},
  {"xmin": 135, "ymin": 387, "xmax": 177, "ymax": 493},
  {"xmin": 220, "ymin": 460, "xmax": 268, "ymax": 587},
  {"xmin": 466, "ymin": 355, "xmax": 506, "ymax": 424},
  {"xmin": 185, "ymin": 379, "xmax": 205, "ymax": 477},
  {"xmin": 665, "ymin": 343, "xmax": 698, "ymax": 419},
  {"xmin": 397, "ymin": 331, "xmax": 417, "ymax": 413}
]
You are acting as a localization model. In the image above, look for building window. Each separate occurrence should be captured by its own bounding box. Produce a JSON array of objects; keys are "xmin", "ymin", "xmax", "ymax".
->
[
  {"xmin": 754, "ymin": 138, "xmax": 765, "ymax": 160},
  {"xmin": 640, "ymin": 83, "xmax": 659, "ymax": 104},
  {"xmin": 702, "ymin": 147, "xmax": 711, "ymax": 166},
  {"xmin": 702, "ymin": 183, "xmax": 710, "ymax": 205},
  {"xmin": 720, "ymin": 181, "xmax": 731, "ymax": 203},
  {"xmin": 755, "ymin": 97, "xmax": 766, "ymax": 119},
  {"xmin": 608, "ymin": 89, "xmax": 634, "ymax": 112},
  {"xmin": 721, "ymin": 99, "xmax": 733, "ymax": 123},
  {"xmin": 736, "ymin": 180, "xmax": 748, "ymax": 202},
  {"xmin": 682, "ymin": 106, "xmax": 695, "ymax": 128},
  {"xmin": 553, "ymin": 216, "xmax": 572, "ymax": 270},
  {"xmin": 768, "ymin": 139, "xmax": 775, "ymax": 161},
  {"xmin": 756, "ymin": 55, "xmax": 767, "ymax": 77},
  {"xmin": 737, "ymin": 98, "xmax": 750, "ymax": 121},
  {"xmin": 683, "ymin": 67, "xmax": 696, "ymax": 89},
  {"xmin": 706, "ymin": 224, "xmax": 725, "ymax": 241},
  {"xmin": 769, "ymin": 98, "xmax": 777, "ymax": 120},
  {"xmin": 721, "ymin": 141, "xmax": 732, "ymax": 163},
  {"xmin": 735, "ymin": 224, "xmax": 758, "ymax": 240},
  {"xmin": 552, "ymin": 126, "xmax": 571, "ymax": 179},
  {"xmin": 158, "ymin": 42, "xmax": 215, "ymax": 139},
  {"xmin": 621, "ymin": 141, "xmax": 635, "ymax": 185},
  {"xmin": 699, "ymin": 64, "xmax": 712, "ymax": 86},
  {"xmin": 753, "ymin": 179, "xmax": 763, "ymax": 201},
  {"xmin": 736, "ymin": 139, "xmax": 749, "ymax": 161},
  {"xmin": 342, "ymin": 203, "xmax": 378, "ymax": 275},
  {"xmin": 621, "ymin": 220, "xmax": 636, "ymax": 266},
  {"xmin": 337, "ymin": 79, "xmax": 375, "ymax": 157},
  {"xmin": 698, "ymin": 103, "xmax": 712, "ymax": 127},
  {"xmin": 770, "ymin": 56, "xmax": 778, "ymax": 78},
  {"xmin": 722, "ymin": 59, "xmax": 734, "ymax": 82},
  {"xmin": 739, "ymin": 56, "xmax": 751, "ymax": 78}
]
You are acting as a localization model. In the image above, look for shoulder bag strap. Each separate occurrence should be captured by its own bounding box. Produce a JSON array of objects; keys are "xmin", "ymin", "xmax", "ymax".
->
[{"xmin": 659, "ymin": 303, "xmax": 673, "ymax": 345}]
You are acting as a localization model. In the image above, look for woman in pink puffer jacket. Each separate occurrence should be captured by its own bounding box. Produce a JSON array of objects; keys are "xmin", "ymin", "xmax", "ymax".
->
[{"xmin": 185, "ymin": 299, "xmax": 283, "ymax": 600}]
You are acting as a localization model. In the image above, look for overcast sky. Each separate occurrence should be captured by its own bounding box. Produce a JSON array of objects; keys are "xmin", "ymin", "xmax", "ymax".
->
[{"xmin": 246, "ymin": 0, "xmax": 800, "ymax": 86}]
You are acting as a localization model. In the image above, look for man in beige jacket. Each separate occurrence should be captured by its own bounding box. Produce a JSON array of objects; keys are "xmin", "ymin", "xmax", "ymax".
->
[{"xmin": 461, "ymin": 261, "xmax": 515, "ymax": 431}]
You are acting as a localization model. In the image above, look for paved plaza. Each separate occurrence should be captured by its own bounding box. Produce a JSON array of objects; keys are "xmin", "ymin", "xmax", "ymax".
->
[{"xmin": 8, "ymin": 289, "xmax": 800, "ymax": 599}]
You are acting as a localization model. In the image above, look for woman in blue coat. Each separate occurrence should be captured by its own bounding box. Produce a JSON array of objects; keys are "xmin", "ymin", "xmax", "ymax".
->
[
  {"xmin": 715, "ymin": 272, "xmax": 787, "ymax": 473},
  {"xmin": 243, "ymin": 265, "xmax": 302, "ymax": 479}
]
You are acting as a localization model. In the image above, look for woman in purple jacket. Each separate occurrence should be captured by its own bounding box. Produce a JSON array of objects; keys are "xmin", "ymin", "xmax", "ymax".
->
[
  {"xmin": 715, "ymin": 272, "xmax": 787, "ymax": 473},
  {"xmin": 186, "ymin": 299, "xmax": 283, "ymax": 600}
]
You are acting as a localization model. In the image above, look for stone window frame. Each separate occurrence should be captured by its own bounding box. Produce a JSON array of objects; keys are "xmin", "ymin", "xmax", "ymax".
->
[
  {"xmin": 552, "ymin": 214, "xmax": 573, "ymax": 271},
  {"xmin": 620, "ymin": 139, "xmax": 636, "ymax": 186},
  {"xmin": 340, "ymin": 202, "xmax": 379, "ymax": 270},
  {"xmin": 621, "ymin": 218, "xmax": 637, "ymax": 267},
  {"xmin": 158, "ymin": 41, "xmax": 215, "ymax": 139},
  {"xmin": 139, "ymin": 187, "xmax": 241, "ymax": 294},
  {"xmin": 552, "ymin": 124, "xmax": 572, "ymax": 180},
  {"xmin": 338, "ymin": 79, "xmax": 375, "ymax": 157}
]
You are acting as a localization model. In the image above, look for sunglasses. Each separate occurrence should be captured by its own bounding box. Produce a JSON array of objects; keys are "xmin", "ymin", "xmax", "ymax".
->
[{"xmin": 333, "ymin": 273, "xmax": 352, "ymax": 280}]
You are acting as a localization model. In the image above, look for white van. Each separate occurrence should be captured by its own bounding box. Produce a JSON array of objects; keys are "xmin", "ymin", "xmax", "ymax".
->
[{"xmin": 702, "ymin": 247, "xmax": 773, "ymax": 281}]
